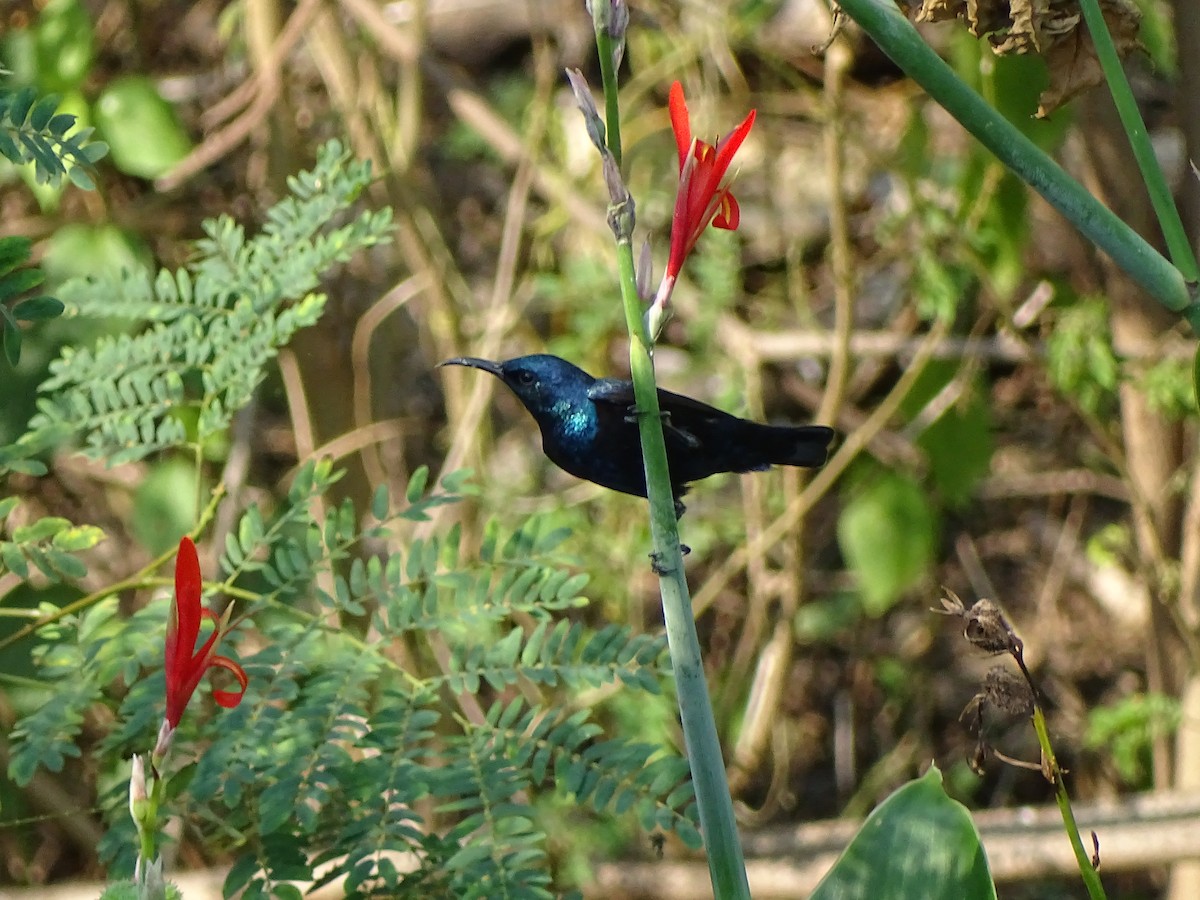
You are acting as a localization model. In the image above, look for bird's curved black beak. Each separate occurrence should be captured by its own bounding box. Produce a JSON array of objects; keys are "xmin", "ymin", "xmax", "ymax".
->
[{"xmin": 440, "ymin": 356, "xmax": 502, "ymax": 376}]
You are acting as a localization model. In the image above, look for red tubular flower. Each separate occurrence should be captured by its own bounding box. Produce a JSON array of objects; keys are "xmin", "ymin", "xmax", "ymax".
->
[
  {"xmin": 164, "ymin": 537, "xmax": 248, "ymax": 729},
  {"xmin": 665, "ymin": 81, "xmax": 756, "ymax": 281}
]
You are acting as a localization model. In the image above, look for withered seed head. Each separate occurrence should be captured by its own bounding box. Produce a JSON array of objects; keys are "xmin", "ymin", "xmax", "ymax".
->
[
  {"xmin": 983, "ymin": 665, "xmax": 1034, "ymax": 717},
  {"xmin": 934, "ymin": 589, "xmax": 1020, "ymax": 655}
]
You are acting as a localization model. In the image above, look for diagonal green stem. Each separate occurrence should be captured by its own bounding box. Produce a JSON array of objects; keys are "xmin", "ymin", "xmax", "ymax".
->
[
  {"xmin": 833, "ymin": 0, "xmax": 1200, "ymax": 330},
  {"xmin": 1077, "ymin": 0, "xmax": 1199, "ymax": 282}
]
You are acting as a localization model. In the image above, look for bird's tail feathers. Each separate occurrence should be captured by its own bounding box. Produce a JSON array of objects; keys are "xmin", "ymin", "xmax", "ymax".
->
[{"xmin": 761, "ymin": 424, "xmax": 835, "ymax": 468}]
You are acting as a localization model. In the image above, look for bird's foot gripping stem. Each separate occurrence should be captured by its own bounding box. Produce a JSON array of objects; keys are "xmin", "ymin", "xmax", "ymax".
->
[
  {"xmin": 648, "ymin": 544, "xmax": 690, "ymax": 576},
  {"xmin": 624, "ymin": 405, "xmax": 669, "ymax": 425}
]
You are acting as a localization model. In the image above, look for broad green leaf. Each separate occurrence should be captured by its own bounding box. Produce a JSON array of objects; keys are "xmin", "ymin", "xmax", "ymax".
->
[
  {"xmin": 812, "ymin": 766, "xmax": 996, "ymax": 900},
  {"xmin": 7, "ymin": 85, "xmax": 37, "ymax": 126},
  {"xmin": 0, "ymin": 267, "xmax": 44, "ymax": 301},
  {"xmin": 34, "ymin": 0, "xmax": 95, "ymax": 94},
  {"xmin": 41, "ymin": 223, "xmax": 149, "ymax": 284},
  {"xmin": 2, "ymin": 319, "xmax": 20, "ymax": 367},
  {"xmin": 838, "ymin": 471, "xmax": 937, "ymax": 616},
  {"xmin": 897, "ymin": 361, "xmax": 993, "ymax": 506},
  {"xmin": 93, "ymin": 76, "xmax": 192, "ymax": 179},
  {"xmin": 131, "ymin": 460, "xmax": 198, "ymax": 555},
  {"xmin": 12, "ymin": 296, "xmax": 64, "ymax": 322},
  {"xmin": 66, "ymin": 162, "xmax": 95, "ymax": 190},
  {"xmin": 28, "ymin": 94, "xmax": 60, "ymax": 131},
  {"xmin": 0, "ymin": 237, "xmax": 33, "ymax": 276},
  {"xmin": 1194, "ymin": 345, "xmax": 1200, "ymax": 411}
]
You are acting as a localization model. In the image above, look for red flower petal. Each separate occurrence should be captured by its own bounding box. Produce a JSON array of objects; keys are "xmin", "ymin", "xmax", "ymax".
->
[
  {"xmin": 164, "ymin": 536, "xmax": 248, "ymax": 728},
  {"xmin": 209, "ymin": 655, "xmax": 249, "ymax": 709},
  {"xmin": 662, "ymin": 85, "xmax": 755, "ymax": 282},
  {"xmin": 668, "ymin": 81, "xmax": 691, "ymax": 170},
  {"xmin": 711, "ymin": 191, "xmax": 740, "ymax": 231}
]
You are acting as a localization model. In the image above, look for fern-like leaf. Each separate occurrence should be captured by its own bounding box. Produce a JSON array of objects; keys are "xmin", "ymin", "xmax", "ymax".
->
[
  {"xmin": 0, "ymin": 85, "xmax": 107, "ymax": 189},
  {"xmin": 11, "ymin": 141, "xmax": 391, "ymax": 464}
]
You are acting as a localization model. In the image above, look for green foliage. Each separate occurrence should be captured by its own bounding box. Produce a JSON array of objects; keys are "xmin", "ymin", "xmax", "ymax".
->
[
  {"xmin": 131, "ymin": 458, "xmax": 201, "ymax": 555},
  {"xmin": 838, "ymin": 469, "xmax": 938, "ymax": 615},
  {"xmin": 1, "ymin": 140, "xmax": 392, "ymax": 470},
  {"xmin": 41, "ymin": 223, "xmax": 150, "ymax": 285},
  {"xmin": 0, "ymin": 138, "xmax": 694, "ymax": 893},
  {"xmin": 883, "ymin": 85, "xmax": 1035, "ymax": 322},
  {"xmin": 0, "ymin": 495, "xmax": 104, "ymax": 583},
  {"xmin": 10, "ymin": 462, "xmax": 694, "ymax": 896},
  {"xmin": 18, "ymin": 0, "xmax": 96, "ymax": 95},
  {"xmin": 93, "ymin": 76, "xmax": 192, "ymax": 180},
  {"xmin": 811, "ymin": 766, "xmax": 995, "ymax": 900},
  {"xmin": 1046, "ymin": 295, "xmax": 1119, "ymax": 415},
  {"xmin": 442, "ymin": 74, "xmax": 534, "ymax": 164},
  {"xmin": 100, "ymin": 879, "xmax": 184, "ymax": 900},
  {"xmin": 1132, "ymin": 0, "xmax": 1176, "ymax": 74},
  {"xmin": 1137, "ymin": 356, "xmax": 1196, "ymax": 419},
  {"xmin": 0, "ymin": 235, "xmax": 66, "ymax": 368},
  {"xmin": 0, "ymin": 83, "xmax": 107, "ymax": 189},
  {"xmin": 899, "ymin": 361, "xmax": 994, "ymax": 506},
  {"xmin": 1085, "ymin": 693, "xmax": 1182, "ymax": 786}
]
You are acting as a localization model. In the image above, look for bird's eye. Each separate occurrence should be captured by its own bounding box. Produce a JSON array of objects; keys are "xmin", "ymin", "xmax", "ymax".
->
[{"xmin": 515, "ymin": 370, "xmax": 535, "ymax": 386}]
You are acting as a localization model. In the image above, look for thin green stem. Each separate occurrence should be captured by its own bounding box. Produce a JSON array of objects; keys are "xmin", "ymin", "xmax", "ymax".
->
[
  {"xmin": 593, "ymin": 26, "xmax": 623, "ymax": 167},
  {"xmin": 0, "ymin": 671, "xmax": 56, "ymax": 689},
  {"xmin": 137, "ymin": 817, "xmax": 158, "ymax": 881},
  {"xmin": 833, "ymin": 0, "xmax": 1200, "ymax": 330},
  {"xmin": 1077, "ymin": 0, "xmax": 1199, "ymax": 282},
  {"xmin": 0, "ymin": 486, "xmax": 225, "ymax": 653},
  {"xmin": 193, "ymin": 442, "xmax": 204, "ymax": 526},
  {"xmin": 1030, "ymin": 707, "xmax": 1107, "ymax": 899}
]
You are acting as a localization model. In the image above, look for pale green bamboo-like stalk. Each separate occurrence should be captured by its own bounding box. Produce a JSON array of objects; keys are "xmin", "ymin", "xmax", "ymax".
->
[{"xmin": 835, "ymin": 0, "xmax": 1199, "ymax": 330}]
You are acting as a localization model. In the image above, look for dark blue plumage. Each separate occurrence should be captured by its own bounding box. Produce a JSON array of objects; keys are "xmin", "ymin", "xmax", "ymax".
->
[{"xmin": 441, "ymin": 354, "xmax": 834, "ymax": 512}]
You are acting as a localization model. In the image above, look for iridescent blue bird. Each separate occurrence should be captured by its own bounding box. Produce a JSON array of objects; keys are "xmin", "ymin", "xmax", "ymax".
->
[{"xmin": 440, "ymin": 354, "xmax": 834, "ymax": 515}]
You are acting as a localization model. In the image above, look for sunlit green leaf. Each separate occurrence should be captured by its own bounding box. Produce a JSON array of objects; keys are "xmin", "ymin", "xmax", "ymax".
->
[
  {"xmin": 838, "ymin": 470, "xmax": 937, "ymax": 616},
  {"xmin": 93, "ymin": 76, "xmax": 192, "ymax": 179},
  {"xmin": 812, "ymin": 766, "xmax": 996, "ymax": 900}
]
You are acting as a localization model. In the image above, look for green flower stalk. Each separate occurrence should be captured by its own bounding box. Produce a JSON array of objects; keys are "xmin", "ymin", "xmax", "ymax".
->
[{"xmin": 580, "ymin": 24, "xmax": 757, "ymax": 894}]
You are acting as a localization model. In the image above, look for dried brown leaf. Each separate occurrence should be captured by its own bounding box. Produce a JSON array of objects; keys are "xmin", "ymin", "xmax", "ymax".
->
[{"xmin": 908, "ymin": 0, "xmax": 1143, "ymax": 116}]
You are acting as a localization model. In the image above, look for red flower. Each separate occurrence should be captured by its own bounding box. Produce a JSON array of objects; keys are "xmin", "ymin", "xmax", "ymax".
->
[
  {"xmin": 164, "ymin": 537, "xmax": 247, "ymax": 728},
  {"xmin": 665, "ymin": 81, "xmax": 756, "ymax": 281}
]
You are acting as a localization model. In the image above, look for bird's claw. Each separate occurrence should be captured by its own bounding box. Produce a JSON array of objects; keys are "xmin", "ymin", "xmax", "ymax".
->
[
  {"xmin": 649, "ymin": 545, "xmax": 690, "ymax": 575},
  {"xmin": 624, "ymin": 406, "xmax": 672, "ymax": 425},
  {"xmin": 649, "ymin": 551, "xmax": 673, "ymax": 576}
]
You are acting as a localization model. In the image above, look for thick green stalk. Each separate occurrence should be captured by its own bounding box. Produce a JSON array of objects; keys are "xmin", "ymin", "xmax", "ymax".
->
[
  {"xmin": 590, "ymin": 13, "xmax": 747, "ymax": 892},
  {"xmin": 1077, "ymin": 0, "xmax": 1199, "ymax": 282},
  {"xmin": 615, "ymin": 240, "xmax": 751, "ymax": 899},
  {"xmin": 834, "ymin": 0, "xmax": 1200, "ymax": 330}
]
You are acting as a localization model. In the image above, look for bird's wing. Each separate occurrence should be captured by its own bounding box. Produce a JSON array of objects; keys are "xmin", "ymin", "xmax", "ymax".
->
[
  {"xmin": 587, "ymin": 378, "xmax": 731, "ymax": 449},
  {"xmin": 585, "ymin": 378, "xmax": 637, "ymax": 407}
]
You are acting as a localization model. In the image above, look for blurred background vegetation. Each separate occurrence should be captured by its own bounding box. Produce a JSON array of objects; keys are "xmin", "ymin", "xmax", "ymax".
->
[{"xmin": 2, "ymin": 0, "xmax": 1198, "ymax": 896}]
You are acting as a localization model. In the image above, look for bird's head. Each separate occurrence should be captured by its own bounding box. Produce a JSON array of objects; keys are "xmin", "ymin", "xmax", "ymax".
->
[{"xmin": 440, "ymin": 354, "xmax": 590, "ymax": 415}]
